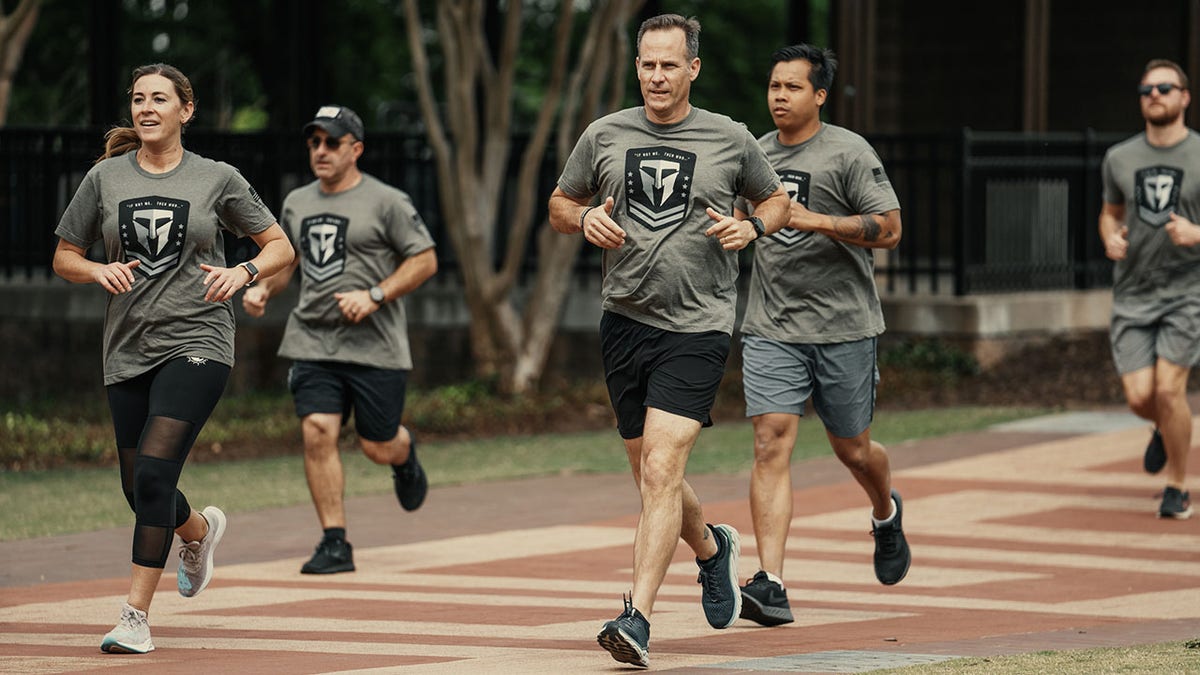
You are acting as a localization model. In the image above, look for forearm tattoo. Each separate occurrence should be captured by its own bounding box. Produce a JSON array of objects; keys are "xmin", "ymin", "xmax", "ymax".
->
[{"xmin": 833, "ymin": 215, "xmax": 885, "ymax": 242}]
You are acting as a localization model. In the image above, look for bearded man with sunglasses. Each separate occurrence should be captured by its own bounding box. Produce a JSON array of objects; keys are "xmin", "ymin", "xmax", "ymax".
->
[
  {"xmin": 243, "ymin": 105, "xmax": 438, "ymax": 571},
  {"xmin": 1100, "ymin": 60, "xmax": 1200, "ymax": 519}
]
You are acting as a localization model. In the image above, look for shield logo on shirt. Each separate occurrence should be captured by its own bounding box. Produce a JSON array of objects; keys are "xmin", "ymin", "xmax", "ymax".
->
[
  {"xmin": 119, "ymin": 196, "xmax": 189, "ymax": 278},
  {"xmin": 1135, "ymin": 166, "xmax": 1183, "ymax": 227},
  {"xmin": 768, "ymin": 170, "xmax": 812, "ymax": 247},
  {"xmin": 624, "ymin": 146, "xmax": 695, "ymax": 231},
  {"xmin": 301, "ymin": 214, "xmax": 348, "ymax": 282}
]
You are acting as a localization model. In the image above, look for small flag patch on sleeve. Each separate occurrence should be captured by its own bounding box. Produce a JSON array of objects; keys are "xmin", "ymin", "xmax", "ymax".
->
[{"xmin": 872, "ymin": 167, "xmax": 889, "ymax": 184}]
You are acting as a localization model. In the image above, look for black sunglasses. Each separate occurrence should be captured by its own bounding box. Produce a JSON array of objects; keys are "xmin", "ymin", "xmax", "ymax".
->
[
  {"xmin": 1138, "ymin": 82, "xmax": 1183, "ymax": 97},
  {"xmin": 307, "ymin": 136, "xmax": 351, "ymax": 150}
]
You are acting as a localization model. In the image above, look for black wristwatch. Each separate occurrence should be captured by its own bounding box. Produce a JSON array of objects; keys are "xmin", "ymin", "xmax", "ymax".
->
[
  {"xmin": 369, "ymin": 285, "xmax": 386, "ymax": 304},
  {"xmin": 747, "ymin": 215, "xmax": 766, "ymax": 240},
  {"xmin": 238, "ymin": 261, "xmax": 260, "ymax": 286}
]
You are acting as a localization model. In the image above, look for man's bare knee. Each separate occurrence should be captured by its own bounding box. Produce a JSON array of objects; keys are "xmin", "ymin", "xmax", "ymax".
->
[
  {"xmin": 359, "ymin": 437, "xmax": 398, "ymax": 465},
  {"xmin": 301, "ymin": 417, "xmax": 340, "ymax": 457}
]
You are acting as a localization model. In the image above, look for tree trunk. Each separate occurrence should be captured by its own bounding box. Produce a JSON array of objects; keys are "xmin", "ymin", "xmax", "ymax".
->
[
  {"xmin": 404, "ymin": 0, "xmax": 643, "ymax": 394},
  {"xmin": 0, "ymin": 0, "xmax": 41, "ymax": 127}
]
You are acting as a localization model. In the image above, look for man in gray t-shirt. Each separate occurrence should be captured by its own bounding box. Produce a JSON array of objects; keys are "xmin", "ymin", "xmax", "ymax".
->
[
  {"xmin": 1100, "ymin": 59, "xmax": 1200, "ymax": 520},
  {"xmin": 732, "ymin": 45, "xmax": 909, "ymax": 628},
  {"xmin": 548, "ymin": 13, "xmax": 790, "ymax": 669},
  {"xmin": 243, "ymin": 106, "xmax": 438, "ymax": 572}
]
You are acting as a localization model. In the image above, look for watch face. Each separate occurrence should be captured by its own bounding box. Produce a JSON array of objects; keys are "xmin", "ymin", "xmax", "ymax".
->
[{"xmin": 370, "ymin": 286, "xmax": 385, "ymax": 303}]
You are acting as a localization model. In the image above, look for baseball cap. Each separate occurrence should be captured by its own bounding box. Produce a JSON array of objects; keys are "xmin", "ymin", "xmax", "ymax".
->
[{"xmin": 303, "ymin": 105, "xmax": 365, "ymax": 141}]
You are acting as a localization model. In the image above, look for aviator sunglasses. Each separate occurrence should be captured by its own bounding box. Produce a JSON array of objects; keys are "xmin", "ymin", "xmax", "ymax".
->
[
  {"xmin": 1138, "ymin": 82, "xmax": 1183, "ymax": 97},
  {"xmin": 307, "ymin": 136, "xmax": 353, "ymax": 150}
]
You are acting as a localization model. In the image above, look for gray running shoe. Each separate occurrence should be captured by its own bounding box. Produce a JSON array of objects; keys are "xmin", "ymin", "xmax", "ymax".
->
[
  {"xmin": 301, "ymin": 536, "xmax": 356, "ymax": 574},
  {"xmin": 1144, "ymin": 429, "xmax": 1166, "ymax": 474},
  {"xmin": 177, "ymin": 505, "xmax": 226, "ymax": 597},
  {"xmin": 100, "ymin": 603, "xmax": 154, "ymax": 654},
  {"xmin": 1158, "ymin": 487, "xmax": 1194, "ymax": 519},
  {"xmin": 696, "ymin": 523, "xmax": 742, "ymax": 628},
  {"xmin": 872, "ymin": 490, "xmax": 911, "ymax": 585},
  {"xmin": 739, "ymin": 570, "xmax": 794, "ymax": 626},
  {"xmin": 597, "ymin": 594, "xmax": 650, "ymax": 668}
]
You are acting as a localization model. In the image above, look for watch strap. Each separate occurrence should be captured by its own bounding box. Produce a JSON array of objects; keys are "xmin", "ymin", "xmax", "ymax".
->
[
  {"xmin": 238, "ymin": 261, "xmax": 260, "ymax": 286},
  {"xmin": 748, "ymin": 216, "xmax": 766, "ymax": 239}
]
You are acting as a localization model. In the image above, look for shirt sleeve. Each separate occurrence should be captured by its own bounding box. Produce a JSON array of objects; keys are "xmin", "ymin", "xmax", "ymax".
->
[
  {"xmin": 54, "ymin": 169, "xmax": 103, "ymax": 250},
  {"xmin": 385, "ymin": 191, "xmax": 437, "ymax": 259},
  {"xmin": 843, "ymin": 147, "xmax": 901, "ymax": 215},
  {"xmin": 1100, "ymin": 152, "xmax": 1122, "ymax": 205},
  {"xmin": 556, "ymin": 124, "xmax": 599, "ymax": 200},
  {"xmin": 737, "ymin": 128, "xmax": 782, "ymax": 203},
  {"xmin": 216, "ymin": 167, "xmax": 277, "ymax": 237}
]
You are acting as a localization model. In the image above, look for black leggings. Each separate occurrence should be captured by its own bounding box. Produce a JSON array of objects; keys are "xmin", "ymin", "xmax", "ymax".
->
[{"xmin": 106, "ymin": 357, "xmax": 230, "ymax": 568}]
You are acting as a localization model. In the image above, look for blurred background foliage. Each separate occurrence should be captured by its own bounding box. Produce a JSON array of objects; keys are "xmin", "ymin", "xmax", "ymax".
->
[{"xmin": 7, "ymin": 0, "xmax": 824, "ymax": 137}]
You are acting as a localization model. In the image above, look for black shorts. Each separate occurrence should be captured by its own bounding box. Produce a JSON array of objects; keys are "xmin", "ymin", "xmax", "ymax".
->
[
  {"xmin": 288, "ymin": 360, "xmax": 409, "ymax": 442},
  {"xmin": 600, "ymin": 311, "xmax": 731, "ymax": 440}
]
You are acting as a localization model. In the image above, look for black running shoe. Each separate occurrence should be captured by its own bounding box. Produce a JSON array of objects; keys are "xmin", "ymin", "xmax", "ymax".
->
[
  {"xmin": 695, "ymin": 523, "xmax": 741, "ymax": 629},
  {"xmin": 1158, "ymin": 486, "xmax": 1194, "ymax": 519},
  {"xmin": 393, "ymin": 434, "xmax": 427, "ymax": 512},
  {"xmin": 1144, "ymin": 429, "xmax": 1166, "ymax": 474},
  {"xmin": 872, "ymin": 489, "xmax": 911, "ymax": 585},
  {"xmin": 739, "ymin": 571, "xmax": 794, "ymax": 626},
  {"xmin": 300, "ymin": 537, "xmax": 355, "ymax": 574},
  {"xmin": 597, "ymin": 595, "xmax": 650, "ymax": 668}
]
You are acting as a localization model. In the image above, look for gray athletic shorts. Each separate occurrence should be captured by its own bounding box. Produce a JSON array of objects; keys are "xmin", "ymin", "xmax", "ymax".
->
[
  {"xmin": 742, "ymin": 334, "xmax": 878, "ymax": 438},
  {"xmin": 1110, "ymin": 287, "xmax": 1200, "ymax": 375}
]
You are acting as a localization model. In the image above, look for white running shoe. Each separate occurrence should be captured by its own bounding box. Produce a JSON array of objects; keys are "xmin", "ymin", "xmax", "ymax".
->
[
  {"xmin": 177, "ymin": 505, "xmax": 227, "ymax": 597},
  {"xmin": 100, "ymin": 603, "xmax": 154, "ymax": 654}
]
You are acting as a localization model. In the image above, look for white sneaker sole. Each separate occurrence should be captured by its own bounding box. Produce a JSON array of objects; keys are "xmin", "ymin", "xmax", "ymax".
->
[
  {"xmin": 178, "ymin": 506, "xmax": 227, "ymax": 597},
  {"xmin": 100, "ymin": 636, "xmax": 155, "ymax": 654}
]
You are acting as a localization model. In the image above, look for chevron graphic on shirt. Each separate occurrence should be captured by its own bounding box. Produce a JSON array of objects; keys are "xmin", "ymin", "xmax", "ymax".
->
[
  {"xmin": 1135, "ymin": 166, "xmax": 1183, "ymax": 227},
  {"xmin": 769, "ymin": 169, "xmax": 813, "ymax": 247},
  {"xmin": 119, "ymin": 196, "xmax": 189, "ymax": 278},
  {"xmin": 625, "ymin": 146, "xmax": 695, "ymax": 231},
  {"xmin": 301, "ymin": 213, "xmax": 348, "ymax": 283}
]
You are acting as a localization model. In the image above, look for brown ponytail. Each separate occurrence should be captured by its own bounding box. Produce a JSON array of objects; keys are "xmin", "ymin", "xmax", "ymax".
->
[{"xmin": 98, "ymin": 126, "xmax": 141, "ymax": 163}]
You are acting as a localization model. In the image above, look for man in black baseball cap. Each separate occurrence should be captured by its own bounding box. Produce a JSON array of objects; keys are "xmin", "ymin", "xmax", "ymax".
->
[
  {"xmin": 244, "ymin": 100, "xmax": 438, "ymax": 575},
  {"xmin": 303, "ymin": 105, "xmax": 365, "ymax": 141}
]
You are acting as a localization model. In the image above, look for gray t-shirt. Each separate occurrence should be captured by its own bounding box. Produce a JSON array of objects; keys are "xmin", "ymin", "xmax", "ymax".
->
[
  {"xmin": 55, "ymin": 151, "xmax": 275, "ymax": 385},
  {"xmin": 277, "ymin": 174, "xmax": 435, "ymax": 370},
  {"xmin": 55, "ymin": 151, "xmax": 274, "ymax": 384},
  {"xmin": 737, "ymin": 124, "xmax": 900, "ymax": 343},
  {"xmin": 1101, "ymin": 130, "xmax": 1200, "ymax": 296},
  {"xmin": 557, "ymin": 106, "xmax": 781, "ymax": 334}
]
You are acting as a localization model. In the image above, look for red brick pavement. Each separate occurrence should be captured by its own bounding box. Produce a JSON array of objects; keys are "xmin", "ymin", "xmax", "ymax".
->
[{"xmin": 2, "ymin": 420, "xmax": 1199, "ymax": 673}]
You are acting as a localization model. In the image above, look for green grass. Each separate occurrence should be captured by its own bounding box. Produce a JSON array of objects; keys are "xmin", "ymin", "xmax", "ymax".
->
[
  {"xmin": 868, "ymin": 641, "xmax": 1200, "ymax": 674},
  {"xmin": 0, "ymin": 405, "xmax": 1045, "ymax": 541}
]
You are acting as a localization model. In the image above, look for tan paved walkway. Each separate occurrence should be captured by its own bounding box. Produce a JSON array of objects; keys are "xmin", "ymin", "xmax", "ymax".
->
[{"xmin": 2, "ymin": 417, "xmax": 1199, "ymax": 673}]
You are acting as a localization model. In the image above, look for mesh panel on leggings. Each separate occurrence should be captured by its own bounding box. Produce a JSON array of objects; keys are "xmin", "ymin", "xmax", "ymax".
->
[{"xmin": 131, "ymin": 416, "xmax": 194, "ymax": 568}]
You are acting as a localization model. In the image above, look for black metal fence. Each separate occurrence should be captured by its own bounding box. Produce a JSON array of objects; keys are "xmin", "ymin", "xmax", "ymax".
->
[{"xmin": 1, "ymin": 127, "xmax": 1125, "ymax": 295}]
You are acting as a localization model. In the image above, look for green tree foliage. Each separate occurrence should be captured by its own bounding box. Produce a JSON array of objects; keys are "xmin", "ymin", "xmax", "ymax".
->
[{"xmin": 8, "ymin": 0, "xmax": 807, "ymax": 131}]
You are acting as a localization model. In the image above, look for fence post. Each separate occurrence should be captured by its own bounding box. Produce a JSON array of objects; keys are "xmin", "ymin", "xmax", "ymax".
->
[{"xmin": 955, "ymin": 127, "xmax": 972, "ymax": 295}]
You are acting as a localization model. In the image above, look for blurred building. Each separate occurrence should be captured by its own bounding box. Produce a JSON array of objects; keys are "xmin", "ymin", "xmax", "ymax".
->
[{"xmin": 823, "ymin": 0, "xmax": 1200, "ymax": 133}]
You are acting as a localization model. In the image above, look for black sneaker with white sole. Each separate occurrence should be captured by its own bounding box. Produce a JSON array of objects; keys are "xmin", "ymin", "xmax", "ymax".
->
[
  {"xmin": 696, "ymin": 523, "xmax": 741, "ymax": 629},
  {"xmin": 1158, "ymin": 486, "xmax": 1193, "ymax": 519},
  {"xmin": 597, "ymin": 595, "xmax": 650, "ymax": 668},
  {"xmin": 739, "ymin": 570, "xmax": 794, "ymax": 626}
]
